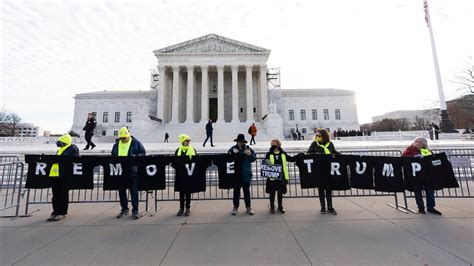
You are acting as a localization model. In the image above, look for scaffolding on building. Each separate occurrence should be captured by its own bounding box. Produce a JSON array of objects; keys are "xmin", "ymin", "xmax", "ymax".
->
[{"xmin": 266, "ymin": 67, "xmax": 282, "ymax": 116}]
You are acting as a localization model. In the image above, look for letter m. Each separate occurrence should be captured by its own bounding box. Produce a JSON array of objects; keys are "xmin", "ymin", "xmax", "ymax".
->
[{"xmin": 382, "ymin": 163, "xmax": 394, "ymax": 177}]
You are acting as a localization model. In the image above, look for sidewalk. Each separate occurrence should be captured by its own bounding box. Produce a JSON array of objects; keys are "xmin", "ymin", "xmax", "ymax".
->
[{"xmin": 1, "ymin": 197, "xmax": 473, "ymax": 265}]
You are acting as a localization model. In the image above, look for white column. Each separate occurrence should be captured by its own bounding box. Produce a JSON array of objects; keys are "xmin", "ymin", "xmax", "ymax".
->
[
  {"xmin": 217, "ymin": 65, "xmax": 225, "ymax": 122},
  {"xmin": 245, "ymin": 65, "xmax": 254, "ymax": 122},
  {"xmin": 200, "ymin": 65, "xmax": 209, "ymax": 122},
  {"xmin": 171, "ymin": 66, "xmax": 180, "ymax": 123},
  {"xmin": 231, "ymin": 65, "xmax": 239, "ymax": 123},
  {"xmin": 185, "ymin": 65, "xmax": 194, "ymax": 123},
  {"xmin": 157, "ymin": 66, "xmax": 166, "ymax": 121},
  {"xmin": 259, "ymin": 65, "xmax": 268, "ymax": 120}
]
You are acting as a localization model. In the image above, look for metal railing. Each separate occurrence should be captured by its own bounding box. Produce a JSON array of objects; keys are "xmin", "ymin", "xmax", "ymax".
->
[
  {"xmin": 0, "ymin": 157, "xmax": 24, "ymax": 217},
  {"xmin": 7, "ymin": 149, "xmax": 473, "ymax": 217}
]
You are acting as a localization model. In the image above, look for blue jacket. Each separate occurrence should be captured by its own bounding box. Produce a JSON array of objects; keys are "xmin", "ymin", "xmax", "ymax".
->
[
  {"xmin": 228, "ymin": 144, "xmax": 256, "ymax": 183},
  {"xmin": 111, "ymin": 136, "xmax": 146, "ymax": 177}
]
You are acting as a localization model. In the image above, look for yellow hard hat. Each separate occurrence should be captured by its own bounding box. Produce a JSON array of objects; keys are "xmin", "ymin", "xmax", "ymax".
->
[
  {"xmin": 118, "ymin": 127, "xmax": 130, "ymax": 138},
  {"xmin": 57, "ymin": 134, "xmax": 72, "ymax": 145},
  {"xmin": 178, "ymin": 134, "xmax": 191, "ymax": 144}
]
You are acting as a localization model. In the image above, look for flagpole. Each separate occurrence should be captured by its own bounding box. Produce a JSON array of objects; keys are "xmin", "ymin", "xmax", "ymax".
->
[{"xmin": 423, "ymin": 0, "xmax": 456, "ymax": 132}]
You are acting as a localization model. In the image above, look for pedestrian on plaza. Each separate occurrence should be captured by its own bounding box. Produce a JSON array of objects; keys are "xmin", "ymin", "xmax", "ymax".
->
[
  {"xmin": 175, "ymin": 134, "xmax": 197, "ymax": 216},
  {"xmin": 164, "ymin": 132, "xmax": 169, "ymax": 143},
  {"xmin": 112, "ymin": 127, "xmax": 146, "ymax": 220},
  {"xmin": 432, "ymin": 123, "xmax": 440, "ymax": 140},
  {"xmin": 264, "ymin": 139, "xmax": 295, "ymax": 214},
  {"xmin": 82, "ymin": 112, "xmax": 96, "ymax": 150},
  {"xmin": 47, "ymin": 134, "xmax": 80, "ymax": 222},
  {"xmin": 402, "ymin": 137, "xmax": 442, "ymax": 215},
  {"xmin": 427, "ymin": 124, "xmax": 434, "ymax": 140},
  {"xmin": 203, "ymin": 119, "xmax": 215, "ymax": 147},
  {"xmin": 307, "ymin": 128, "xmax": 339, "ymax": 215},
  {"xmin": 228, "ymin": 133, "xmax": 256, "ymax": 215},
  {"xmin": 248, "ymin": 123, "xmax": 257, "ymax": 145}
]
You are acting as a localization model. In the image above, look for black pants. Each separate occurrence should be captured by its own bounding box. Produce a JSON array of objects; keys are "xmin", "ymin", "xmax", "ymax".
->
[
  {"xmin": 85, "ymin": 131, "xmax": 95, "ymax": 148},
  {"xmin": 203, "ymin": 133, "xmax": 213, "ymax": 146},
  {"xmin": 51, "ymin": 178, "xmax": 69, "ymax": 215},
  {"xmin": 318, "ymin": 188, "xmax": 333, "ymax": 208},
  {"xmin": 233, "ymin": 182, "xmax": 251, "ymax": 208},
  {"xmin": 164, "ymin": 137, "xmax": 169, "ymax": 143},
  {"xmin": 179, "ymin": 192, "xmax": 191, "ymax": 209},
  {"xmin": 250, "ymin": 136, "xmax": 256, "ymax": 145},
  {"xmin": 269, "ymin": 190, "xmax": 283, "ymax": 208}
]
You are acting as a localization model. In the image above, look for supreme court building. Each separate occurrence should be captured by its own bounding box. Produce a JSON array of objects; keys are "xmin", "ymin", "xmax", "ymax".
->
[{"xmin": 72, "ymin": 34, "xmax": 359, "ymax": 142}]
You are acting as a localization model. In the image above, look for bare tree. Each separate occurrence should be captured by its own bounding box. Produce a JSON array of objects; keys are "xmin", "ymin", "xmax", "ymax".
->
[
  {"xmin": 0, "ymin": 109, "xmax": 22, "ymax": 136},
  {"xmin": 451, "ymin": 57, "xmax": 474, "ymax": 94}
]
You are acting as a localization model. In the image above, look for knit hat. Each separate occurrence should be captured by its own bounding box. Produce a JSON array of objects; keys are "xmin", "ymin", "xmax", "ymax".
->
[
  {"xmin": 413, "ymin": 137, "xmax": 428, "ymax": 148},
  {"xmin": 179, "ymin": 134, "xmax": 191, "ymax": 144},
  {"xmin": 118, "ymin": 127, "xmax": 130, "ymax": 138},
  {"xmin": 57, "ymin": 134, "xmax": 72, "ymax": 146}
]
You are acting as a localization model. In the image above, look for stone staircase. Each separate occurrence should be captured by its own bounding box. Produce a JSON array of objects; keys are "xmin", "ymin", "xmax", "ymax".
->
[{"xmin": 137, "ymin": 121, "xmax": 277, "ymax": 143}]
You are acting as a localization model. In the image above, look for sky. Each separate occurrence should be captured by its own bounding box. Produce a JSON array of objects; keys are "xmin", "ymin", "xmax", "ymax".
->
[{"xmin": 1, "ymin": 0, "xmax": 473, "ymax": 133}]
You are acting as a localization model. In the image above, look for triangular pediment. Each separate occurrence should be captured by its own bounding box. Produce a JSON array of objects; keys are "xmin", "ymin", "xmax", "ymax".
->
[{"xmin": 154, "ymin": 34, "xmax": 270, "ymax": 54}]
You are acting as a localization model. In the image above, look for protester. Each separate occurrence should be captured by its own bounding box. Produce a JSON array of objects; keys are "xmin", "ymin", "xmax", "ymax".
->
[
  {"xmin": 112, "ymin": 127, "xmax": 146, "ymax": 220},
  {"xmin": 307, "ymin": 128, "xmax": 339, "ymax": 215},
  {"xmin": 248, "ymin": 123, "xmax": 257, "ymax": 145},
  {"xmin": 402, "ymin": 137, "xmax": 442, "ymax": 215},
  {"xmin": 228, "ymin": 133, "xmax": 256, "ymax": 215},
  {"xmin": 82, "ymin": 112, "xmax": 96, "ymax": 150},
  {"xmin": 264, "ymin": 139, "xmax": 295, "ymax": 214},
  {"xmin": 174, "ymin": 134, "xmax": 196, "ymax": 216},
  {"xmin": 164, "ymin": 132, "xmax": 169, "ymax": 143},
  {"xmin": 47, "ymin": 134, "xmax": 80, "ymax": 222},
  {"xmin": 203, "ymin": 119, "xmax": 215, "ymax": 147}
]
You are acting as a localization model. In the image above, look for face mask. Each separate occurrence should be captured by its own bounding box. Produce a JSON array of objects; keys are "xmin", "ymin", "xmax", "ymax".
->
[
  {"xmin": 271, "ymin": 145, "xmax": 278, "ymax": 149},
  {"xmin": 56, "ymin": 141, "xmax": 66, "ymax": 147}
]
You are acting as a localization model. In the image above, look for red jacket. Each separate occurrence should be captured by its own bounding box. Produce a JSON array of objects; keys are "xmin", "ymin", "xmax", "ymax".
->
[{"xmin": 402, "ymin": 145, "xmax": 420, "ymax": 158}]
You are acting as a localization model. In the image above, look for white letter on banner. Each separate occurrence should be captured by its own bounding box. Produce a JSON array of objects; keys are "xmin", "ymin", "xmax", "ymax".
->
[
  {"xmin": 411, "ymin": 162, "xmax": 421, "ymax": 177},
  {"xmin": 226, "ymin": 162, "xmax": 235, "ymax": 174},
  {"xmin": 304, "ymin": 159, "xmax": 314, "ymax": 173},
  {"xmin": 109, "ymin": 163, "xmax": 122, "ymax": 176},
  {"xmin": 382, "ymin": 163, "xmax": 394, "ymax": 177},
  {"xmin": 355, "ymin": 162, "xmax": 367, "ymax": 174},
  {"xmin": 35, "ymin": 162, "xmax": 47, "ymax": 175},
  {"xmin": 73, "ymin": 163, "xmax": 83, "ymax": 175},
  {"xmin": 146, "ymin": 165, "xmax": 157, "ymax": 176},
  {"xmin": 185, "ymin": 163, "xmax": 195, "ymax": 176},
  {"xmin": 330, "ymin": 162, "xmax": 341, "ymax": 176}
]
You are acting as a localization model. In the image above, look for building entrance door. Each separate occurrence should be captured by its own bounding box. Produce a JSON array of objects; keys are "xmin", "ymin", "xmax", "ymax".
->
[{"xmin": 209, "ymin": 98, "xmax": 217, "ymax": 122}]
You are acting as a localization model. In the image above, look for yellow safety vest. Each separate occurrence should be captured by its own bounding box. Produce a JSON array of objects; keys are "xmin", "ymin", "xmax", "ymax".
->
[
  {"xmin": 420, "ymin": 148, "xmax": 432, "ymax": 157},
  {"xmin": 49, "ymin": 145, "xmax": 70, "ymax": 177},
  {"xmin": 118, "ymin": 139, "xmax": 132, "ymax": 157},
  {"xmin": 269, "ymin": 152, "xmax": 289, "ymax": 181},
  {"xmin": 316, "ymin": 142, "xmax": 331, "ymax": 155},
  {"xmin": 177, "ymin": 145, "xmax": 196, "ymax": 159}
]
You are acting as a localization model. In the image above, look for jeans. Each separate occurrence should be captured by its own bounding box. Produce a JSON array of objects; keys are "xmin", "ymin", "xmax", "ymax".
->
[
  {"xmin": 51, "ymin": 178, "xmax": 69, "ymax": 215},
  {"xmin": 318, "ymin": 188, "xmax": 333, "ymax": 208},
  {"xmin": 118, "ymin": 175, "xmax": 139, "ymax": 213},
  {"xmin": 179, "ymin": 192, "xmax": 191, "ymax": 209},
  {"xmin": 233, "ymin": 182, "xmax": 251, "ymax": 208},
  {"xmin": 414, "ymin": 190, "xmax": 435, "ymax": 209}
]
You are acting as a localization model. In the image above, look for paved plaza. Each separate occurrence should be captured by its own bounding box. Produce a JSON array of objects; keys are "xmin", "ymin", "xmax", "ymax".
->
[{"xmin": 1, "ymin": 196, "xmax": 473, "ymax": 265}]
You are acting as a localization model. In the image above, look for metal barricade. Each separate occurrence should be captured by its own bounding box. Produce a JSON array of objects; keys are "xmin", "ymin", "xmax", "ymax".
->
[
  {"xmin": 403, "ymin": 149, "xmax": 474, "ymax": 212},
  {"xmin": 150, "ymin": 149, "xmax": 407, "ymax": 213},
  {"xmin": 0, "ymin": 160, "xmax": 24, "ymax": 217},
  {"xmin": 23, "ymin": 165, "xmax": 150, "ymax": 216}
]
